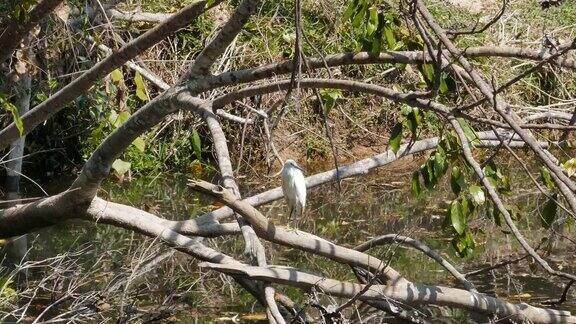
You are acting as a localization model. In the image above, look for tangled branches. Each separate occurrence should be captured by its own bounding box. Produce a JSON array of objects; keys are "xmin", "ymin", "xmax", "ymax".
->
[{"xmin": 1, "ymin": 0, "xmax": 576, "ymax": 322}]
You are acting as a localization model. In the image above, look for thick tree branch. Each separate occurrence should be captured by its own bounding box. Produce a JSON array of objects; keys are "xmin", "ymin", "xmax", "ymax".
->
[
  {"xmin": 189, "ymin": 46, "xmax": 576, "ymax": 94},
  {"xmin": 180, "ymin": 98, "xmax": 284, "ymax": 323},
  {"xmin": 200, "ymin": 262, "xmax": 576, "ymax": 323},
  {"xmin": 106, "ymin": 9, "xmax": 174, "ymax": 23},
  {"xmin": 189, "ymin": 180, "xmax": 408, "ymax": 283}
]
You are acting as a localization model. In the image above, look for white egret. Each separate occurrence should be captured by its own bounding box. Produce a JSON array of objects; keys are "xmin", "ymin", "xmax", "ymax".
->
[{"xmin": 281, "ymin": 159, "xmax": 306, "ymax": 225}]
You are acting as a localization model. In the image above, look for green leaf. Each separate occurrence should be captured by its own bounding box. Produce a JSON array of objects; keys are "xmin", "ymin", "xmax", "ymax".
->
[
  {"xmin": 342, "ymin": 0, "xmax": 358, "ymax": 22},
  {"xmin": 433, "ymin": 146, "xmax": 447, "ymax": 177},
  {"xmin": 540, "ymin": 167, "xmax": 555, "ymax": 191},
  {"xmin": 469, "ymin": 185, "xmax": 485, "ymax": 206},
  {"xmin": 450, "ymin": 166, "xmax": 464, "ymax": 195},
  {"xmin": 320, "ymin": 89, "xmax": 343, "ymax": 114},
  {"xmin": 366, "ymin": 7, "xmax": 378, "ymax": 36},
  {"xmin": 370, "ymin": 37, "xmax": 382, "ymax": 55},
  {"xmin": 439, "ymin": 75, "xmax": 449, "ymax": 93},
  {"xmin": 389, "ymin": 122, "xmax": 403, "ymax": 154},
  {"xmin": 450, "ymin": 200, "xmax": 465, "ymax": 235},
  {"xmin": 421, "ymin": 64, "xmax": 434, "ymax": 82},
  {"xmin": 460, "ymin": 197, "xmax": 469, "ymax": 219},
  {"xmin": 132, "ymin": 136, "xmax": 146, "ymax": 152},
  {"xmin": 464, "ymin": 232, "xmax": 476, "ymax": 253},
  {"xmin": 0, "ymin": 276, "xmax": 17, "ymax": 300},
  {"xmin": 383, "ymin": 25, "xmax": 396, "ymax": 49},
  {"xmin": 1, "ymin": 96, "xmax": 24, "ymax": 136},
  {"xmin": 108, "ymin": 110, "xmax": 131, "ymax": 128},
  {"xmin": 491, "ymin": 205, "xmax": 502, "ymax": 227},
  {"xmin": 422, "ymin": 158, "xmax": 437, "ymax": 189},
  {"xmin": 134, "ymin": 71, "xmax": 150, "ymax": 101},
  {"xmin": 411, "ymin": 171, "xmax": 422, "ymax": 197},
  {"xmin": 483, "ymin": 163, "xmax": 511, "ymax": 195},
  {"xmin": 457, "ymin": 118, "xmax": 480, "ymax": 146},
  {"xmin": 112, "ymin": 159, "xmax": 131, "ymax": 178},
  {"xmin": 110, "ymin": 69, "xmax": 123, "ymax": 83},
  {"xmin": 452, "ymin": 235, "xmax": 466, "ymax": 256},
  {"xmin": 541, "ymin": 194, "xmax": 558, "ymax": 229},
  {"xmin": 351, "ymin": 4, "xmax": 366, "ymax": 28},
  {"xmin": 192, "ymin": 128, "xmax": 202, "ymax": 161},
  {"xmin": 451, "ymin": 231, "xmax": 475, "ymax": 258},
  {"xmin": 563, "ymin": 158, "xmax": 576, "ymax": 177},
  {"xmin": 403, "ymin": 107, "xmax": 421, "ymax": 139}
]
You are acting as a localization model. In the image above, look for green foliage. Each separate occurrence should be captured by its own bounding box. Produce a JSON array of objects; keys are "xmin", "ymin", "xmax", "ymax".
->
[
  {"xmin": 401, "ymin": 106, "xmax": 422, "ymax": 139},
  {"xmin": 320, "ymin": 89, "xmax": 343, "ymax": 114},
  {"xmin": 111, "ymin": 159, "xmax": 131, "ymax": 181},
  {"xmin": 418, "ymin": 64, "xmax": 454, "ymax": 94},
  {"xmin": 538, "ymin": 166, "xmax": 559, "ymax": 229},
  {"xmin": 0, "ymin": 277, "xmax": 17, "ymax": 301},
  {"xmin": 304, "ymin": 135, "xmax": 329, "ymax": 158},
  {"xmin": 388, "ymin": 122, "xmax": 402, "ymax": 154},
  {"xmin": 408, "ymin": 131, "xmax": 516, "ymax": 257},
  {"xmin": 0, "ymin": 94, "xmax": 24, "ymax": 136},
  {"xmin": 468, "ymin": 185, "xmax": 485, "ymax": 206},
  {"xmin": 192, "ymin": 128, "xmax": 202, "ymax": 161},
  {"xmin": 457, "ymin": 118, "xmax": 480, "ymax": 146},
  {"xmin": 451, "ymin": 231, "xmax": 475, "ymax": 258},
  {"xmin": 450, "ymin": 165, "xmax": 464, "ymax": 195},
  {"xmin": 483, "ymin": 163, "xmax": 511, "ymax": 195},
  {"xmin": 342, "ymin": 0, "xmax": 405, "ymax": 54},
  {"xmin": 411, "ymin": 170, "xmax": 422, "ymax": 197},
  {"xmin": 4, "ymin": 0, "xmax": 36, "ymax": 22},
  {"xmin": 412, "ymin": 132, "xmax": 459, "ymax": 196},
  {"xmin": 541, "ymin": 194, "xmax": 558, "ymax": 229},
  {"xmin": 449, "ymin": 199, "xmax": 466, "ymax": 235},
  {"xmin": 110, "ymin": 69, "xmax": 124, "ymax": 83},
  {"xmin": 447, "ymin": 197, "xmax": 476, "ymax": 257},
  {"xmin": 540, "ymin": 167, "xmax": 555, "ymax": 191},
  {"xmin": 134, "ymin": 71, "xmax": 150, "ymax": 102}
]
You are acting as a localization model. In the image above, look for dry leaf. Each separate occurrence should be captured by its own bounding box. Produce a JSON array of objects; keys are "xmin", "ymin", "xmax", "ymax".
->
[
  {"xmin": 54, "ymin": 2, "xmax": 70, "ymax": 22},
  {"xmin": 14, "ymin": 61, "xmax": 27, "ymax": 74}
]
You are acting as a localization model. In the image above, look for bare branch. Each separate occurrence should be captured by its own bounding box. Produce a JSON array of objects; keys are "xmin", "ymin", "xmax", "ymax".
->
[
  {"xmin": 200, "ymin": 262, "xmax": 576, "ymax": 323},
  {"xmin": 355, "ymin": 235, "xmax": 476, "ymax": 292},
  {"xmin": 193, "ymin": 46, "xmax": 576, "ymax": 94},
  {"xmin": 106, "ymin": 9, "xmax": 174, "ymax": 23}
]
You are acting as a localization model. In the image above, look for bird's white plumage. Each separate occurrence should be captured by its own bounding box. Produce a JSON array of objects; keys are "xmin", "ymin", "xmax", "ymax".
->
[{"xmin": 281, "ymin": 159, "xmax": 306, "ymax": 224}]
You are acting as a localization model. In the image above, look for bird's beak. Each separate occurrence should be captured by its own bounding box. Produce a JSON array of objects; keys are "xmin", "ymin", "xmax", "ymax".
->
[{"xmin": 294, "ymin": 163, "xmax": 307, "ymax": 174}]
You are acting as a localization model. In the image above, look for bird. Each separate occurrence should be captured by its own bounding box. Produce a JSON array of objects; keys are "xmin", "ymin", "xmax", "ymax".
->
[{"xmin": 281, "ymin": 159, "xmax": 306, "ymax": 226}]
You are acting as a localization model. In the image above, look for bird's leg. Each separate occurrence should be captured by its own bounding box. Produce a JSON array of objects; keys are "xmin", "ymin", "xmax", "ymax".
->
[
  {"xmin": 285, "ymin": 207, "xmax": 299, "ymax": 233},
  {"xmin": 291, "ymin": 211, "xmax": 301, "ymax": 228}
]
